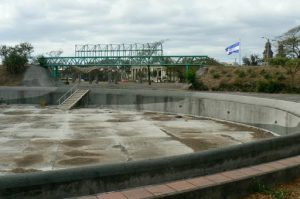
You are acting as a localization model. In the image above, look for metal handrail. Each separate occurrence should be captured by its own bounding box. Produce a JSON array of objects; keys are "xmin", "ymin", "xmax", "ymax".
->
[{"xmin": 57, "ymin": 84, "xmax": 78, "ymax": 105}]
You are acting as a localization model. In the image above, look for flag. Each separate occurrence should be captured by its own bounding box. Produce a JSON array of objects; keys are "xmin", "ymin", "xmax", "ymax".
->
[{"xmin": 225, "ymin": 42, "xmax": 240, "ymax": 55}]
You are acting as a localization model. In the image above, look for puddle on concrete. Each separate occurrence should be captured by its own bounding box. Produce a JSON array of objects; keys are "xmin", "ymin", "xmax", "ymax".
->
[{"xmin": 0, "ymin": 105, "xmax": 275, "ymax": 175}]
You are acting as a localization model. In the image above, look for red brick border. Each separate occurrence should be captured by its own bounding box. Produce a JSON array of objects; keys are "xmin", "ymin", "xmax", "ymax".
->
[{"xmin": 77, "ymin": 155, "xmax": 300, "ymax": 199}]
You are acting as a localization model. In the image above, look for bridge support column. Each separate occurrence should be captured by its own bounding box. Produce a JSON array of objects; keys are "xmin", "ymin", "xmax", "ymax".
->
[
  {"xmin": 147, "ymin": 65, "xmax": 151, "ymax": 85},
  {"xmin": 185, "ymin": 64, "xmax": 190, "ymax": 82}
]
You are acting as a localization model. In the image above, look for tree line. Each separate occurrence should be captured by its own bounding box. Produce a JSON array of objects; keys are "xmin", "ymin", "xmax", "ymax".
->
[{"xmin": 0, "ymin": 43, "xmax": 33, "ymax": 74}]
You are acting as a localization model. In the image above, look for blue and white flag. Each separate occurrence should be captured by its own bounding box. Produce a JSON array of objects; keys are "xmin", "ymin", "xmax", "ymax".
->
[{"xmin": 225, "ymin": 42, "xmax": 240, "ymax": 55}]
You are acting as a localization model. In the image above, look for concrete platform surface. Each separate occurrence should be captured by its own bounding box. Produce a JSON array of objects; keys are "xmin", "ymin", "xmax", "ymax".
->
[{"xmin": 0, "ymin": 105, "xmax": 274, "ymax": 175}]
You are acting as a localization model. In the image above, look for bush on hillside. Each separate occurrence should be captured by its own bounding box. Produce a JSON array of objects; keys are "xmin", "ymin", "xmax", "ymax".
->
[
  {"xmin": 188, "ymin": 70, "xmax": 208, "ymax": 90},
  {"xmin": 256, "ymin": 80, "xmax": 286, "ymax": 93}
]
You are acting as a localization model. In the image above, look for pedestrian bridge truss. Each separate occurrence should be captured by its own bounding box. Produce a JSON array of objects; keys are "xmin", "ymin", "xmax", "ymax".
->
[{"xmin": 44, "ymin": 55, "xmax": 208, "ymax": 68}]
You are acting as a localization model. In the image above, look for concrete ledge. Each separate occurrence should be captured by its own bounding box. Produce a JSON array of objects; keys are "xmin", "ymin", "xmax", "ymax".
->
[
  {"xmin": 0, "ymin": 133, "xmax": 299, "ymax": 198},
  {"xmin": 93, "ymin": 155, "xmax": 300, "ymax": 199}
]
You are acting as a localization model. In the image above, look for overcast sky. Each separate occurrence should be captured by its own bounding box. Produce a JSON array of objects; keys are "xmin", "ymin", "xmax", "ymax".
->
[{"xmin": 0, "ymin": 0, "xmax": 299, "ymax": 62}]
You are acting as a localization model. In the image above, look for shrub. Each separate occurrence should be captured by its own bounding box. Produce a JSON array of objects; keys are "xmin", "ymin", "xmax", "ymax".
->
[
  {"xmin": 256, "ymin": 80, "xmax": 285, "ymax": 93},
  {"xmin": 250, "ymin": 72, "xmax": 257, "ymax": 78},
  {"xmin": 276, "ymin": 73, "xmax": 286, "ymax": 81},
  {"xmin": 238, "ymin": 71, "xmax": 246, "ymax": 78},
  {"xmin": 188, "ymin": 70, "xmax": 209, "ymax": 90},
  {"xmin": 263, "ymin": 73, "xmax": 272, "ymax": 80},
  {"xmin": 259, "ymin": 69, "xmax": 267, "ymax": 75},
  {"xmin": 234, "ymin": 69, "xmax": 240, "ymax": 75},
  {"xmin": 212, "ymin": 73, "xmax": 220, "ymax": 79},
  {"xmin": 221, "ymin": 70, "xmax": 227, "ymax": 74}
]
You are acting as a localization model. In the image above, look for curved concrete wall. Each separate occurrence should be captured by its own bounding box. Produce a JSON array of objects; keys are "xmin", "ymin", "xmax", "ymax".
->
[
  {"xmin": 0, "ymin": 86, "xmax": 299, "ymax": 135},
  {"xmin": 86, "ymin": 88, "xmax": 300, "ymax": 136}
]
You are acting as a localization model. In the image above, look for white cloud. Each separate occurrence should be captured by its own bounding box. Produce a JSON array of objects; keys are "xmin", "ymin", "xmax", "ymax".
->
[{"xmin": 0, "ymin": 0, "xmax": 299, "ymax": 62}]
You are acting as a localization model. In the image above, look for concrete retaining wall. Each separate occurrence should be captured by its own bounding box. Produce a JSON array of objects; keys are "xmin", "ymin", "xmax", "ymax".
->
[{"xmin": 1, "ymin": 86, "xmax": 299, "ymax": 135}]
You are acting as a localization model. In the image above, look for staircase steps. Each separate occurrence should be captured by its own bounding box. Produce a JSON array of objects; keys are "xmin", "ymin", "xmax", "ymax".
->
[{"xmin": 58, "ymin": 89, "xmax": 89, "ymax": 110}]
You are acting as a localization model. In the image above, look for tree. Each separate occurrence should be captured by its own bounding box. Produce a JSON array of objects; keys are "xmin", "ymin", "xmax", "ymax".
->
[
  {"xmin": 276, "ymin": 41, "xmax": 286, "ymax": 58},
  {"xmin": 243, "ymin": 54, "xmax": 262, "ymax": 66},
  {"xmin": 242, "ymin": 57, "xmax": 251, "ymax": 66},
  {"xmin": 278, "ymin": 25, "xmax": 300, "ymax": 58},
  {"xmin": 269, "ymin": 57, "xmax": 300, "ymax": 88},
  {"xmin": 37, "ymin": 55, "xmax": 47, "ymax": 68},
  {"xmin": 0, "ymin": 43, "xmax": 33, "ymax": 74},
  {"xmin": 285, "ymin": 59, "xmax": 300, "ymax": 87},
  {"xmin": 204, "ymin": 57, "xmax": 223, "ymax": 66}
]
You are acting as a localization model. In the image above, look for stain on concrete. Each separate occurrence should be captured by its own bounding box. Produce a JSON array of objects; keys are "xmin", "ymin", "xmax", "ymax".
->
[
  {"xmin": 148, "ymin": 115, "xmax": 176, "ymax": 121},
  {"xmin": 106, "ymin": 118, "xmax": 133, "ymax": 122},
  {"xmin": 64, "ymin": 150, "xmax": 100, "ymax": 157},
  {"xmin": 61, "ymin": 140, "xmax": 92, "ymax": 147},
  {"xmin": 161, "ymin": 129, "xmax": 218, "ymax": 151},
  {"xmin": 30, "ymin": 123, "xmax": 61, "ymax": 129},
  {"xmin": 58, "ymin": 157, "xmax": 100, "ymax": 165},
  {"xmin": 10, "ymin": 168, "xmax": 41, "ymax": 173},
  {"xmin": 143, "ymin": 111, "xmax": 157, "ymax": 116},
  {"xmin": 3, "ymin": 111, "xmax": 32, "ymax": 115},
  {"xmin": 31, "ymin": 139, "xmax": 58, "ymax": 147},
  {"xmin": 14, "ymin": 154, "xmax": 44, "ymax": 167}
]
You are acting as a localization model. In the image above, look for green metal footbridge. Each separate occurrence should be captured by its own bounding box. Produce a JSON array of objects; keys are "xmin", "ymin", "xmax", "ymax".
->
[{"xmin": 42, "ymin": 42, "xmax": 209, "ymax": 79}]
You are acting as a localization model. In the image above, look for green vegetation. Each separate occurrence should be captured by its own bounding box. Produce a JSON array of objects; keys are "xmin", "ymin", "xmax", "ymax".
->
[
  {"xmin": 269, "ymin": 57, "xmax": 300, "ymax": 88},
  {"xmin": 0, "ymin": 43, "xmax": 33, "ymax": 74},
  {"xmin": 278, "ymin": 25, "xmax": 300, "ymax": 58},
  {"xmin": 212, "ymin": 73, "xmax": 220, "ymax": 79},
  {"xmin": 243, "ymin": 54, "xmax": 262, "ymax": 66},
  {"xmin": 37, "ymin": 55, "xmax": 47, "ymax": 68},
  {"xmin": 187, "ymin": 69, "xmax": 208, "ymax": 90},
  {"xmin": 196, "ymin": 65, "xmax": 300, "ymax": 93},
  {"xmin": 253, "ymin": 181, "xmax": 289, "ymax": 199}
]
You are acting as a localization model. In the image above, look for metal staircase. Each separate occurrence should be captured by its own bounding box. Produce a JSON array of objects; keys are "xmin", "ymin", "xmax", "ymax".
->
[{"xmin": 57, "ymin": 85, "xmax": 89, "ymax": 110}]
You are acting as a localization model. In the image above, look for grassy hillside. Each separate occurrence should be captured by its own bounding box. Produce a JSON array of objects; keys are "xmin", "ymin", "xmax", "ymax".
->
[
  {"xmin": 0, "ymin": 65, "xmax": 24, "ymax": 86},
  {"xmin": 198, "ymin": 66, "xmax": 300, "ymax": 93}
]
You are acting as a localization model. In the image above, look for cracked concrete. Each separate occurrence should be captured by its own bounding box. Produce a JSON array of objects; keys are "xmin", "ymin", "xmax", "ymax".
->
[{"xmin": 0, "ymin": 105, "xmax": 274, "ymax": 175}]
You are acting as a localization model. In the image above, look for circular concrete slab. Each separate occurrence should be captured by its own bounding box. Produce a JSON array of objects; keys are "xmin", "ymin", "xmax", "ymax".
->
[{"xmin": 0, "ymin": 105, "xmax": 274, "ymax": 175}]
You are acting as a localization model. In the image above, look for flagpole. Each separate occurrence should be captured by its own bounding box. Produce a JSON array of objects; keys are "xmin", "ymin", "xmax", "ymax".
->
[{"xmin": 239, "ymin": 38, "xmax": 242, "ymax": 66}]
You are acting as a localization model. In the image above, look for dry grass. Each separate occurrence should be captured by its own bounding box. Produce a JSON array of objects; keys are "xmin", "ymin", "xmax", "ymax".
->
[
  {"xmin": 0, "ymin": 65, "xmax": 24, "ymax": 86},
  {"xmin": 200, "ymin": 66, "xmax": 300, "ymax": 91},
  {"xmin": 244, "ymin": 176, "xmax": 300, "ymax": 199}
]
